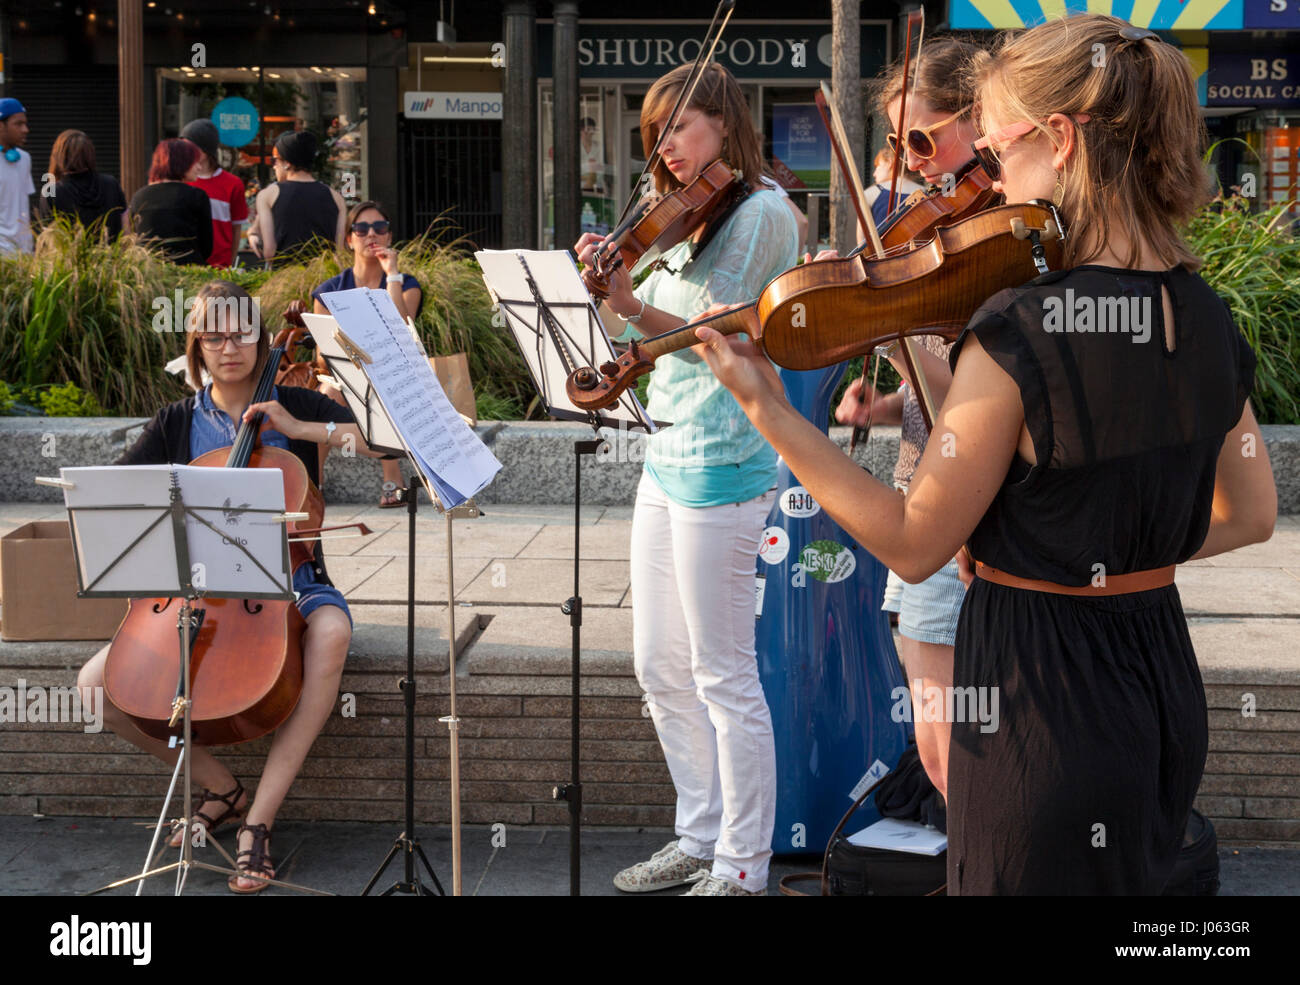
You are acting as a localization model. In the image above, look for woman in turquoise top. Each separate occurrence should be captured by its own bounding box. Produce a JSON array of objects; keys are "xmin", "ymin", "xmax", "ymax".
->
[{"xmin": 575, "ymin": 63, "xmax": 798, "ymax": 897}]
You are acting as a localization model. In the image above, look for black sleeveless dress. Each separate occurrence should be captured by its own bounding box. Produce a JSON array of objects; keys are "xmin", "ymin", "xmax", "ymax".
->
[
  {"xmin": 944, "ymin": 264, "xmax": 1256, "ymax": 895},
  {"xmin": 270, "ymin": 180, "xmax": 339, "ymax": 265}
]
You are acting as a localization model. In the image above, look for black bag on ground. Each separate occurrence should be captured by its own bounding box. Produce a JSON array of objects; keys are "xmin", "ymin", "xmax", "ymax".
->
[
  {"xmin": 1160, "ymin": 809, "xmax": 1220, "ymax": 896},
  {"xmin": 779, "ymin": 742, "xmax": 947, "ymax": 897}
]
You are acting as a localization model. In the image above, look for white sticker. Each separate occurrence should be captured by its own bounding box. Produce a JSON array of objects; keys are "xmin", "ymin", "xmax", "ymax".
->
[
  {"xmin": 779, "ymin": 486, "xmax": 820, "ymax": 518},
  {"xmin": 849, "ymin": 759, "xmax": 891, "ymax": 801},
  {"xmin": 754, "ymin": 572, "xmax": 767, "ymax": 617},
  {"xmin": 757, "ymin": 526, "xmax": 790, "ymax": 565}
]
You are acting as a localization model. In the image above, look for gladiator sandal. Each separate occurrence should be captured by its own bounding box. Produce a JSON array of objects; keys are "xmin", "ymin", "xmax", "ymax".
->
[
  {"xmin": 168, "ymin": 779, "xmax": 246, "ymax": 847},
  {"xmin": 228, "ymin": 822, "xmax": 275, "ymax": 894}
]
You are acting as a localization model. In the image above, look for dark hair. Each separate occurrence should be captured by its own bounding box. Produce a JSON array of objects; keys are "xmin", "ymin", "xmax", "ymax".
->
[
  {"xmin": 345, "ymin": 200, "xmax": 393, "ymax": 247},
  {"xmin": 49, "ymin": 130, "xmax": 96, "ymax": 180},
  {"xmin": 149, "ymin": 138, "xmax": 202, "ymax": 183}
]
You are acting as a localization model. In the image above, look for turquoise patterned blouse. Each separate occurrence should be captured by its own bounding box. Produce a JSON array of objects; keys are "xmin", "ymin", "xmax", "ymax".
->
[{"xmin": 613, "ymin": 188, "xmax": 798, "ymax": 504}]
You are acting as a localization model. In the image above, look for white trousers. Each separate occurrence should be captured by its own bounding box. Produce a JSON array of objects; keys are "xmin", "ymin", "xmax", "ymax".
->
[{"xmin": 630, "ymin": 473, "xmax": 777, "ymax": 890}]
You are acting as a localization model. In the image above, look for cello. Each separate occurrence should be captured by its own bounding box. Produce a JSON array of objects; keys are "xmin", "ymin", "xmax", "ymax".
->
[{"xmin": 102, "ymin": 345, "xmax": 322, "ymax": 746}]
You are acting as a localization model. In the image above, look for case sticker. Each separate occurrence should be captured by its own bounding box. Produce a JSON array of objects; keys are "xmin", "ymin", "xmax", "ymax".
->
[
  {"xmin": 849, "ymin": 759, "xmax": 891, "ymax": 801},
  {"xmin": 779, "ymin": 486, "xmax": 820, "ymax": 518},
  {"xmin": 758, "ymin": 526, "xmax": 790, "ymax": 565},
  {"xmin": 799, "ymin": 540, "xmax": 857, "ymax": 583}
]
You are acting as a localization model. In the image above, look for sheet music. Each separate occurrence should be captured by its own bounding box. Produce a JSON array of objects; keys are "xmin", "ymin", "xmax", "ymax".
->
[
  {"xmin": 61, "ymin": 465, "xmax": 290, "ymax": 597},
  {"xmin": 319, "ymin": 288, "xmax": 501, "ymax": 507},
  {"xmin": 475, "ymin": 249, "xmax": 657, "ymax": 432}
]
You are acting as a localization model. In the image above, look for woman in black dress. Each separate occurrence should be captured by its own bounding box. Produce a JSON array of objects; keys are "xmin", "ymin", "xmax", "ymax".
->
[{"xmin": 693, "ymin": 14, "xmax": 1277, "ymax": 894}]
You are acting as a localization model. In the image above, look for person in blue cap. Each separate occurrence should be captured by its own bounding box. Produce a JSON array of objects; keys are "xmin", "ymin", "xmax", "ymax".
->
[{"xmin": 0, "ymin": 98, "xmax": 35, "ymax": 255}]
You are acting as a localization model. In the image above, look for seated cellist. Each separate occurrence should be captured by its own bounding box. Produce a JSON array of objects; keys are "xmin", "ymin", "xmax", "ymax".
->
[{"xmin": 77, "ymin": 280, "xmax": 383, "ymax": 892}]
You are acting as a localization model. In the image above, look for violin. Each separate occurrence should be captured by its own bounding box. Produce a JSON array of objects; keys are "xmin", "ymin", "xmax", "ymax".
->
[
  {"xmin": 876, "ymin": 162, "xmax": 998, "ymax": 249},
  {"xmin": 102, "ymin": 347, "xmax": 321, "ymax": 746},
  {"xmin": 582, "ymin": 159, "xmax": 747, "ymax": 300},
  {"xmin": 566, "ymin": 202, "xmax": 1064, "ymax": 411}
]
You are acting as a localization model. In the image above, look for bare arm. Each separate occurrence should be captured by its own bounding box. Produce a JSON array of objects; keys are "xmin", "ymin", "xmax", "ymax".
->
[
  {"xmin": 697, "ymin": 320, "xmax": 1022, "ymax": 583},
  {"xmin": 784, "ymin": 197, "xmax": 809, "ymax": 252},
  {"xmin": 332, "ymin": 188, "xmax": 348, "ymax": 250},
  {"xmin": 1189, "ymin": 400, "xmax": 1276, "ymax": 558},
  {"xmin": 253, "ymin": 186, "xmax": 278, "ymax": 258},
  {"xmin": 888, "ymin": 343, "xmax": 955, "ymax": 416}
]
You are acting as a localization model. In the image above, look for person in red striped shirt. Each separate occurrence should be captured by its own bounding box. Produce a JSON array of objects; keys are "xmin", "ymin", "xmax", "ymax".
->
[{"xmin": 182, "ymin": 119, "xmax": 249, "ymax": 267}]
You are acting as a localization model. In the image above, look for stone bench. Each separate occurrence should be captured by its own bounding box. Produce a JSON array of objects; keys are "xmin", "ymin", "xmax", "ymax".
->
[{"xmin": 4, "ymin": 418, "xmax": 1299, "ymax": 511}]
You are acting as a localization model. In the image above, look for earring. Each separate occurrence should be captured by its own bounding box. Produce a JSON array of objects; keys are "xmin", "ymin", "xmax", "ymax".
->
[{"xmin": 1053, "ymin": 173, "xmax": 1065, "ymax": 207}]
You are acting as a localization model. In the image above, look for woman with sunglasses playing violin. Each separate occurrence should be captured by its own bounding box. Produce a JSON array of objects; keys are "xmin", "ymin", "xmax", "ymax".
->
[
  {"xmin": 695, "ymin": 15, "xmax": 1275, "ymax": 894},
  {"xmin": 835, "ymin": 37, "xmax": 986, "ymax": 807},
  {"xmin": 312, "ymin": 200, "xmax": 423, "ymax": 506},
  {"xmin": 78, "ymin": 281, "xmax": 386, "ymax": 892}
]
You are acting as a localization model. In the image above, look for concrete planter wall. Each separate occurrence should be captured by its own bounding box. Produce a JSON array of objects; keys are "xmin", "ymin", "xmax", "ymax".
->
[{"xmin": 2, "ymin": 417, "xmax": 1298, "ymax": 512}]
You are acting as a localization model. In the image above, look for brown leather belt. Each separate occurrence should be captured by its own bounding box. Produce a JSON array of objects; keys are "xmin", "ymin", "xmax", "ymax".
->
[{"xmin": 974, "ymin": 561, "xmax": 1175, "ymax": 596}]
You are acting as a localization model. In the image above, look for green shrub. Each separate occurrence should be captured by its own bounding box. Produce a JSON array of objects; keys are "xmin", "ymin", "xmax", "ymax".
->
[
  {"xmin": 35, "ymin": 381, "xmax": 103, "ymax": 417},
  {"xmin": 1186, "ymin": 197, "xmax": 1300, "ymax": 425}
]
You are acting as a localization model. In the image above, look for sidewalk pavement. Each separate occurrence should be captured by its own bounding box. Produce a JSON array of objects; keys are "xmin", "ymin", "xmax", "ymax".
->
[
  {"xmin": 1, "ymin": 500, "xmax": 1297, "ymax": 895},
  {"xmin": 2, "ymin": 816, "xmax": 1296, "ymax": 896}
]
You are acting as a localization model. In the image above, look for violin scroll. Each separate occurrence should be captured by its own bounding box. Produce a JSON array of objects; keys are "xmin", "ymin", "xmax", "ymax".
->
[{"xmin": 566, "ymin": 342, "xmax": 656, "ymax": 412}]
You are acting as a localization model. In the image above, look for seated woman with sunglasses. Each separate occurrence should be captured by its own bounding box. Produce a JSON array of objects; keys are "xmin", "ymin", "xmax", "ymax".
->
[
  {"xmin": 312, "ymin": 200, "xmax": 424, "ymax": 506},
  {"xmin": 78, "ymin": 281, "xmax": 385, "ymax": 892},
  {"xmin": 694, "ymin": 14, "xmax": 1276, "ymax": 894},
  {"xmin": 833, "ymin": 37, "xmax": 986, "ymax": 805}
]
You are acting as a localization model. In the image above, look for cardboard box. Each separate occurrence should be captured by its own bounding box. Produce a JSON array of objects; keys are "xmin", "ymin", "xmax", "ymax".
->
[{"xmin": 0, "ymin": 521, "xmax": 127, "ymax": 641}]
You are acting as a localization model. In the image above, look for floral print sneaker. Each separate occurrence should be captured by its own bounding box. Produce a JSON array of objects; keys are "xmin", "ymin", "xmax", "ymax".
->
[
  {"xmin": 613, "ymin": 841, "xmax": 712, "ymax": 893},
  {"xmin": 681, "ymin": 872, "xmax": 766, "ymax": 896}
]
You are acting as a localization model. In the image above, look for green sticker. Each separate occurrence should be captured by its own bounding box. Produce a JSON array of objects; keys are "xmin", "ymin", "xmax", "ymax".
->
[{"xmin": 799, "ymin": 540, "xmax": 857, "ymax": 584}]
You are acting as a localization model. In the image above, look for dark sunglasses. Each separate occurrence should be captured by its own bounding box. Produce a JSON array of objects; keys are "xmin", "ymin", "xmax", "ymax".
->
[
  {"xmin": 886, "ymin": 106, "xmax": 971, "ymax": 161},
  {"xmin": 351, "ymin": 220, "xmax": 390, "ymax": 235}
]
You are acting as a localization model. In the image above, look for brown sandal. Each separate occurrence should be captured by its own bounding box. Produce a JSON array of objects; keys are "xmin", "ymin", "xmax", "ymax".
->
[
  {"xmin": 169, "ymin": 779, "xmax": 245, "ymax": 847},
  {"xmin": 228, "ymin": 822, "xmax": 275, "ymax": 894}
]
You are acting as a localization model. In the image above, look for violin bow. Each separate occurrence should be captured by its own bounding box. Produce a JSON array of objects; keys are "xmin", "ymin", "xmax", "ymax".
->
[
  {"xmin": 286, "ymin": 521, "xmax": 374, "ymax": 545},
  {"xmin": 816, "ymin": 80, "xmax": 887, "ymax": 454},
  {"xmin": 814, "ymin": 81, "xmax": 873, "ymax": 244},
  {"xmin": 617, "ymin": 0, "xmax": 736, "ymax": 227},
  {"xmin": 887, "ymin": 10, "xmax": 925, "ymax": 217}
]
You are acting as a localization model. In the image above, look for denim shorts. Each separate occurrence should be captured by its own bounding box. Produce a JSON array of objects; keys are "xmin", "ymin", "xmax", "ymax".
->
[
  {"xmin": 880, "ymin": 558, "xmax": 966, "ymax": 647},
  {"xmin": 293, "ymin": 563, "xmax": 352, "ymax": 627}
]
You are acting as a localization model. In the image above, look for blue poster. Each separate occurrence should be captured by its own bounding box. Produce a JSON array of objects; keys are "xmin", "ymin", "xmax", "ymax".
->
[
  {"xmin": 210, "ymin": 97, "xmax": 260, "ymax": 148},
  {"xmin": 771, "ymin": 104, "xmax": 831, "ymax": 190}
]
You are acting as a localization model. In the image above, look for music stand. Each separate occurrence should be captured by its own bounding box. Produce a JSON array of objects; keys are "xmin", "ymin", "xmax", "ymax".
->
[
  {"xmin": 475, "ymin": 248, "xmax": 656, "ymax": 896},
  {"xmin": 306, "ymin": 309, "xmax": 470, "ymax": 897},
  {"xmin": 44, "ymin": 463, "xmax": 331, "ymax": 896}
]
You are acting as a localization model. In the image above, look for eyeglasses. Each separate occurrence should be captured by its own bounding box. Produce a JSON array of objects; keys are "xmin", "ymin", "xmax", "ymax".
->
[
  {"xmin": 351, "ymin": 220, "xmax": 391, "ymax": 235},
  {"xmin": 197, "ymin": 332, "xmax": 259, "ymax": 350},
  {"xmin": 886, "ymin": 106, "xmax": 971, "ymax": 161},
  {"xmin": 971, "ymin": 115, "xmax": 1091, "ymax": 182}
]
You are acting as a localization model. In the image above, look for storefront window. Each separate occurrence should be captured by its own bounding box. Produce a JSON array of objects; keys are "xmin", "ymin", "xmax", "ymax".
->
[
  {"xmin": 1260, "ymin": 118, "xmax": 1300, "ymax": 221},
  {"xmin": 540, "ymin": 85, "xmax": 617, "ymax": 248},
  {"xmin": 158, "ymin": 67, "xmax": 367, "ymax": 255}
]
